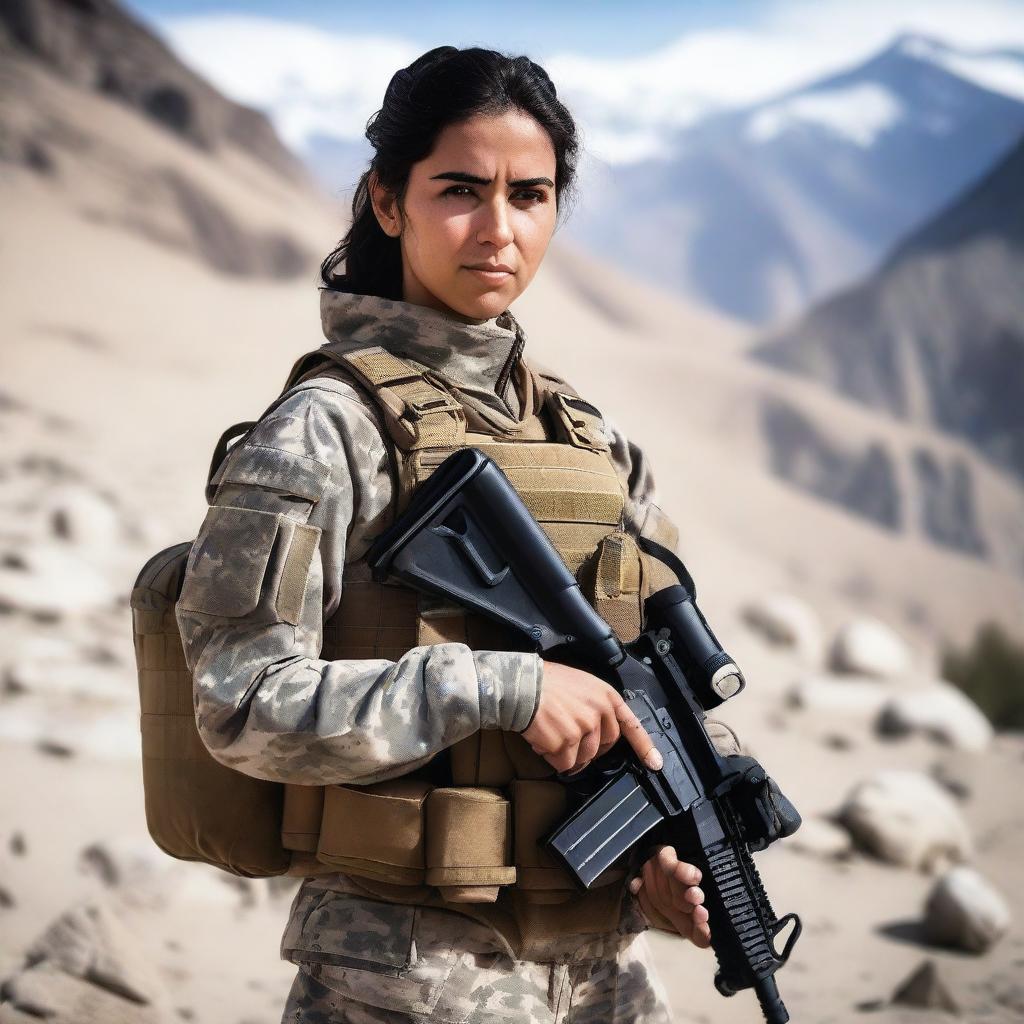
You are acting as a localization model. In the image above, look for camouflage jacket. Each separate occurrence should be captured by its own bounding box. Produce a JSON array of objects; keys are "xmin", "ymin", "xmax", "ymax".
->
[{"xmin": 175, "ymin": 288, "xmax": 681, "ymax": 788}]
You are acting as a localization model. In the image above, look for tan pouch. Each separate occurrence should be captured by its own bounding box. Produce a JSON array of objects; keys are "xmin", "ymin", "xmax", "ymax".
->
[
  {"xmin": 425, "ymin": 788, "xmax": 515, "ymax": 902},
  {"xmin": 281, "ymin": 785, "xmax": 325, "ymax": 853},
  {"xmin": 316, "ymin": 780, "xmax": 516, "ymax": 903},
  {"xmin": 316, "ymin": 779, "xmax": 434, "ymax": 885}
]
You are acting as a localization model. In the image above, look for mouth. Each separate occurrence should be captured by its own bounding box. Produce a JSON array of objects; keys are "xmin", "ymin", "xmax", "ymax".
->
[{"xmin": 463, "ymin": 265, "xmax": 515, "ymax": 284}]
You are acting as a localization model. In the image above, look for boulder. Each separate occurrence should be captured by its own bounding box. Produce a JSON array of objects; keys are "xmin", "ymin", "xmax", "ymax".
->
[
  {"xmin": 878, "ymin": 681, "xmax": 993, "ymax": 752},
  {"xmin": 1, "ymin": 901, "xmax": 172, "ymax": 1022},
  {"xmin": 923, "ymin": 866, "xmax": 1011, "ymax": 953},
  {"xmin": 829, "ymin": 617, "xmax": 912, "ymax": 678},
  {"xmin": 838, "ymin": 770, "xmax": 972, "ymax": 871},
  {"xmin": 741, "ymin": 593, "xmax": 823, "ymax": 662}
]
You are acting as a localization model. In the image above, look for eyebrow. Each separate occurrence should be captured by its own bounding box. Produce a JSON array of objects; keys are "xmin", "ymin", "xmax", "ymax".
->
[{"xmin": 430, "ymin": 171, "xmax": 555, "ymax": 188}]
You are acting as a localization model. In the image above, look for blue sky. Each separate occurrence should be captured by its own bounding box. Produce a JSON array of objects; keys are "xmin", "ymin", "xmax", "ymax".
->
[
  {"xmin": 124, "ymin": 0, "xmax": 1024, "ymax": 165},
  {"xmin": 125, "ymin": 0, "xmax": 766, "ymax": 58}
]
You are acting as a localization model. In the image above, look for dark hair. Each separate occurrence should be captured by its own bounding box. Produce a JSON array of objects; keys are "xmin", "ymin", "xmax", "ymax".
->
[{"xmin": 319, "ymin": 46, "xmax": 580, "ymax": 299}]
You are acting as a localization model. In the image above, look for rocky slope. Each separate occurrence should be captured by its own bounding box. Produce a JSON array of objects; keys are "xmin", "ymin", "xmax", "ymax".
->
[
  {"xmin": 0, "ymin": 0, "xmax": 328, "ymax": 279},
  {"xmin": 754, "ymin": 136, "xmax": 1024, "ymax": 506},
  {"xmin": 0, "ymin": 0, "xmax": 309, "ymax": 183}
]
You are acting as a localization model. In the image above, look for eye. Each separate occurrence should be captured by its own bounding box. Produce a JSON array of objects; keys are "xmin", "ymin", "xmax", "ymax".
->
[
  {"xmin": 513, "ymin": 189, "xmax": 547, "ymax": 203},
  {"xmin": 442, "ymin": 185, "xmax": 475, "ymax": 198}
]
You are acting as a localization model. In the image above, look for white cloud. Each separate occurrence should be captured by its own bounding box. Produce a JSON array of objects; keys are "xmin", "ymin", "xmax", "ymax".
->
[
  {"xmin": 159, "ymin": 15, "xmax": 419, "ymax": 150},
  {"xmin": 159, "ymin": 0, "xmax": 1024, "ymax": 164}
]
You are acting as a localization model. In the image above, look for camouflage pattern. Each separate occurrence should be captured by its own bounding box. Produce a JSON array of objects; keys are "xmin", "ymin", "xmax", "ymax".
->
[
  {"xmin": 280, "ymin": 883, "xmax": 672, "ymax": 1023},
  {"xmin": 176, "ymin": 288, "xmax": 679, "ymax": 788},
  {"xmin": 175, "ymin": 288, "xmax": 689, "ymax": 1022}
]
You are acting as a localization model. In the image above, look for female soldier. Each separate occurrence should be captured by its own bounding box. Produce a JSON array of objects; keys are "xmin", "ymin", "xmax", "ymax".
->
[{"xmin": 176, "ymin": 45, "xmax": 740, "ymax": 1023}]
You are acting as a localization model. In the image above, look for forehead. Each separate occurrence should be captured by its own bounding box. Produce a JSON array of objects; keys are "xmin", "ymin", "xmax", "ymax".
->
[{"xmin": 419, "ymin": 109, "xmax": 556, "ymax": 177}]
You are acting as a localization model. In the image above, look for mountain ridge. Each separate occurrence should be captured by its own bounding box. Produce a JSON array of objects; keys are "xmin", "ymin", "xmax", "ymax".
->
[{"xmin": 563, "ymin": 32, "xmax": 1024, "ymax": 326}]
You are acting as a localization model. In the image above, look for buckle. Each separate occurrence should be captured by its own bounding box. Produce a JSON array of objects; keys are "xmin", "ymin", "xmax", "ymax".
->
[{"xmin": 405, "ymin": 392, "xmax": 462, "ymax": 420}]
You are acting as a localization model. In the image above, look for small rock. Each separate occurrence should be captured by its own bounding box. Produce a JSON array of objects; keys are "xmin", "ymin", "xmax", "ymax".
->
[
  {"xmin": 829, "ymin": 617, "xmax": 912, "ymax": 679},
  {"xmin": 5, "ymin": 657, "xmax": 130, "ymax": 702},
  {"xmin": 891, "ymin": 959, "xmax": 960, "ymax": 1013},
  {"xmin": 10, "ymin": 832, "xmax": 27, "ymax": 856},
  {"xmin": 924, "ymin": 866, "xmax": 1011, "ymax": 953},
  {"xmin": 787, "ymin": 674, "xmax": 893, "ymax": 719},
  {"xmin": 786, "ymin": 816, "xmax": 852, "ymax": 859},
  {"xmin": 838, "ymin": 770, "xmax": 972, "ymax": 872},
  {"xmin": 0, "ymin": 885, "xmax": 14, "ymax": 908},
  {"xmin": 741, "ymin": 593, "xmax": 823, "ymax": 662},
  {"xmin": 37, "ymin": 739, "xmax": 75, "ymax": 758},
  {"xmin": 822, "ymin": 733, "xmax": 855, "ymax": 751},
  {"xmin": 930, "ymin": 756, "xmax": 976, "ymax": 801},
  {"xmin": 77, "ymin": 838, "xmax": 180, "ymax": 909},
  {"xmin": 42, "ymin": 483, "xmax": 123, "ymax": 550},
  {"xmin": 878, "ymin": 681, "xmax": 993, "ymax": 752}
]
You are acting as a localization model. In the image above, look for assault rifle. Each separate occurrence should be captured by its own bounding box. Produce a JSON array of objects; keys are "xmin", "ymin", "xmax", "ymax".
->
[{"xmin": 367, "ymin": 448, "xmax": 802, "ymax": 1024}]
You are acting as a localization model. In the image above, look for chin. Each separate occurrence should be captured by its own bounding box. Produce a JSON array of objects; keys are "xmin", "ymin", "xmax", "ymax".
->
[{"xmin": 456, "ymin": 289, "xmax": 512, "ymax": 320}]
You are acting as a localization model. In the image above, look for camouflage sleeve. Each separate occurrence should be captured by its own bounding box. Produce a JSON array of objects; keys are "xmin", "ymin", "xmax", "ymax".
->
[
  {"xmin": 174, "ymin": 382, "xmax": 542, "ymax": 787},
  {"xmin": 602, "ymin": 417, "xmax": 680, "ymax": 553}
]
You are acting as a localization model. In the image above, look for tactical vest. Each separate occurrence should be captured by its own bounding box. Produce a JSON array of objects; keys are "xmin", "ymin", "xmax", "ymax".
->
[{"xmin": 132, "ymin": 343, "xmax": 677, "ymax": 957}]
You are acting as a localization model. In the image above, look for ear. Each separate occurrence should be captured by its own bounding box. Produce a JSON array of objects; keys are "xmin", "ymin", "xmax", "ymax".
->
[{"xmin": 368, "ymin": 170, "xmax": 402, "ymax": 238}]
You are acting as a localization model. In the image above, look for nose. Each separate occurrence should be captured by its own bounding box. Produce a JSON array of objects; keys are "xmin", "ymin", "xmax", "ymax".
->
[{"xmin": 475, "ymin": 195, "xmax": 514, "ymax": 249}]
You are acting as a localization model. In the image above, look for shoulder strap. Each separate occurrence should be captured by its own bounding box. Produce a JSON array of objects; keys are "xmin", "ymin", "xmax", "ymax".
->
[
  {"xmin": 528, "ymin": 364, "xmax": 610, "ymax": 453},
  {"xmin": 205, "ymin": 344, "xmax": 469, "ymax": 507},
  {"xmin": 327, "ymin": 346, "xmax": 466, "ymax": 454}
]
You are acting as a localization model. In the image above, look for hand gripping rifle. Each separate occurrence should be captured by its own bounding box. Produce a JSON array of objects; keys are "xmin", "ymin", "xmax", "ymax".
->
[{"xmin": 367, "ymin": 448, "xmax": 803, "ymax": 1023}]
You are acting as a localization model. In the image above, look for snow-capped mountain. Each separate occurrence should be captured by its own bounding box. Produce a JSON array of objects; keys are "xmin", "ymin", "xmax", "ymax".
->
[{"xmin": 564, "ymin": 34, "xmax": 1024, "ymax": 326}]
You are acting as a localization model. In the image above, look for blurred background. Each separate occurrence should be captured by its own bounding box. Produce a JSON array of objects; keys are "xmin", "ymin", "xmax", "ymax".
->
[{"xmin": 1, "ymin": 0, "xmax": 1022, "ymax": 1020}]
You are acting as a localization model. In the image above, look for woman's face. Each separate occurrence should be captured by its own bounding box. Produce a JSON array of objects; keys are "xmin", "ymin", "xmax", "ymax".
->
[{"xmin": 370, "ymin": 108, "xmax": 558, "ymax": 322}]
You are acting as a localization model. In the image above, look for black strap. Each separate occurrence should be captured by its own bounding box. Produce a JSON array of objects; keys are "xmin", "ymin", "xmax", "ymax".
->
[
  {"xmin": 637, "ymin": 535, "xmax": 697, "ymax": 598},
  {"xmin": 207, "ymin": 421, "xmax": 256, "ymax": 482}
]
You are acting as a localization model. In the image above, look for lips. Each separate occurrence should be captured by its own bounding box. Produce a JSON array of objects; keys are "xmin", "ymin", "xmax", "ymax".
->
[{"xmin": 465, "ymin": 263, "xmax": 514, "ymax": 273}]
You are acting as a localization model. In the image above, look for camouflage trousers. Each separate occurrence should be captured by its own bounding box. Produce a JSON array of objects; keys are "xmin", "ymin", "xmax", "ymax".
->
[{"xmin": 279, "ymin": 887, "xmax": 674, "ymax": 1023}]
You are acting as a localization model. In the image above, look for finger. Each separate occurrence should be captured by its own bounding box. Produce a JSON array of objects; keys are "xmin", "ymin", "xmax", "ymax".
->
[
  {"xmin": 671, "ymin": 859, "xmax": 702, "ymax": 888},
  {"xmin": 597, "ymin": 706, "xmax": 620, "ymax": 755},
  {"xmin": 613, "ymin": 699, "xmax": 662, "ymax": 770},
  {"xmin": 646, "ymin": 851, "xmax": 675, "ymax": 913},
  {"xmin": 683, "ymin": 886, "xmax": 705, "ymax": 908},
  {"xmin": 656, "ymin": 847, "xmax": 688, "ymax": 911},
  {"xmin": 573, "ymin": 725, "xmax": 602, "ymax": 770},
  {"xmin": 548, "ymin": 734, "xmax": 582, "ymax": 774}
]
